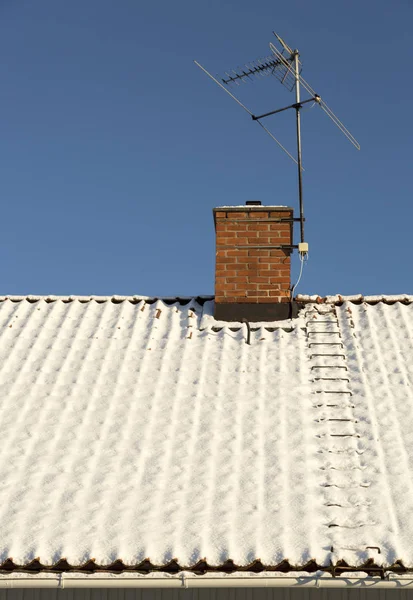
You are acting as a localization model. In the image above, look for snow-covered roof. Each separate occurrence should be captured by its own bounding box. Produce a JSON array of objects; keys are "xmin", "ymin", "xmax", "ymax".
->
[{"xmin": 1, "ymin": 294, "xmax": 413, "ymax": 577}]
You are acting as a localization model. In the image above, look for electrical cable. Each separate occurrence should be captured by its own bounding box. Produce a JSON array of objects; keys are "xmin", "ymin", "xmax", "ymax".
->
[{"xmin": 291, "ymin": 252, "xmax": 307, "ymax": 298}]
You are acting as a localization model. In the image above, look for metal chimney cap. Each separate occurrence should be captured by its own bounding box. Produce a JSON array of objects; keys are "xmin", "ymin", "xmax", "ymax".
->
[{"xmin": 245, "ymin": 201, "xmax": 262, "ymax": 206}]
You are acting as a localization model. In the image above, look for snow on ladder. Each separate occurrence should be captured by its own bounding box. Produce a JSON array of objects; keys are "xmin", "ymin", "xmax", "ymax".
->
[{"xmin": 305, "ymin": 303, "xmax": 375, "ymax": 544}]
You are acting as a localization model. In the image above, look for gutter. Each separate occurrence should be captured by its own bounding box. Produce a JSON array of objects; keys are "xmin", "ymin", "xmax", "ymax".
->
[{"xmin": 1, "ymin": 574, "xmax": 413, "ymax": 589}]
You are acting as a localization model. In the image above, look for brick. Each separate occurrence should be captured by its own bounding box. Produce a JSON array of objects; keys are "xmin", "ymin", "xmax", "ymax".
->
[
  {"xmin": 260, "ymin": 236, "xmax": 289, "ymax": 245},
  {"xmin": 217, "ymin": 230, "xmax": 236, "ymax": 238},
  {"xmin": 248, "ymin": 212, "xmax": 269, "ymax": 219},
  {"xmin": 270, "ymin": 211, "xmax": 292, "ymax": 218},
  {"xmin": 264, "ymin": 231, "xmax": 281, "ymax": 239},
  {"xmin": 232, "ymin": 269, "xmax": 257, "ymax": 277},
  {"xmin": 245, "ymin": 290, "xmax": 269, "ymax": 297},
  {"xmin": 236, "ymin": 258, "xmax": 259, "ymax": 266},
  {"xmin": 226, "ymin": 223, "xmax": 248, "ymax": 231},
  {"xmin": 269, "ymin": 223, "xmax": 291, "ymax": 232},
  {"xmin": 215, "ymin": 263, "xmax": 226, "ymax": 272},
  {"xmin": 216, "ymin": 239, "xmax": 236, "ymax": 247},
  {"xmin": 237, "ymin": 256, "xmax": 260, "ymax": 263},
  {"xmin": 225, "ymin": 295, "xmax": 248, "ymax": 301},
  {"xmin": 215, "ymin": 285, "xmax": 227, "ymax": 293},
  {"xmin": 248, "ymin": 249, "xmax": 269, "ymax": 257},
  {"xmin": 227, "ymin": 297, "xmax": 251, "ymax": 303},
  {"xmin": 269, "ymin": 277, "xmax": 290, "ymax": 284},
  {"xmin": 229, "ymin": 212, "xmax": 248, "ymax": 218},
  {"xmin": 215, "ymin": 277, "xmax": 227, "ymax": 285},
  {"xmin": 270, "ymin": 249, "xmax": 289, "ymax": 258},
  {"xmin": 232, "ymin": 237, "xmax": 248, "ymax": 245},
  {"xmin": 234, "ymin": 284, "xmax": 257, "ymax": 292},
  {"xmin": 258, "ymin": 256, "xmax": 283, "ymax": 263},
  {"xmin": 226, "ymin": 249, "xmax": 248, "ymax": 257},
  {"xmin": 245, "ymin": 237, "xmax": 262, "ymax": 245},
  {"xmin": 258, "ymin": 264, "xmax": 283, "ymax": 272},
  {"xmin": 226, "ymin": 277, "xmax": 248, "ymax": 284},
  {"xmin": 216, "ymin": 268, "xmax": 237, "ymax": 276},
  {"xmin": 249, "ymin": 276, "xmax": 271, "ymax": 284},
  {"xmin": 270, "ymin": 289, "xmax": 290, "ymax": 298},
  {"xmin": 248, "ymin": 223, "xmax": 269, "ymax": 231},
  {"xmin": 216, "ymin": 256, "xmax": 236, "ymax": 264},
  {"xmin": 254, "ymin": 297, "xmax": 281, "ymax": 303},
  {"xmin": 214, "ymin": 211, "xmax": 226, "ymax": 218},
  {"xmin": 256, "ymin": 271, "xmax": 272, "ymax": 278},
  {"xmin": 217, "ymin": 239, "xmax": 237, "ymax": 247},
  {"xmin": 266, "ymin": 269, "xmax": 289, "ymax": 277}
]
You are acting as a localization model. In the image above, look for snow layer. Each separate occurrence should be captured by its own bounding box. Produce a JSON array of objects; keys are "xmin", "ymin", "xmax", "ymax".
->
[
  {"xmin": 297, "ymin": 294, "xmax": 413, "ymax": 304},
  {"xmin": 0, "ymin": 297, "xmax": 412, "ymax": 569},
  {"xmin": 215, "ymin": 206, "xmax": 289, "ymax": 209}
]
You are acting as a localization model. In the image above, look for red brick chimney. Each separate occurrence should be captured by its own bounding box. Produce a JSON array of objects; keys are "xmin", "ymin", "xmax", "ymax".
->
[{"xmin": 213, "ymin": 202, "xmax": 295, "ymax": 321}]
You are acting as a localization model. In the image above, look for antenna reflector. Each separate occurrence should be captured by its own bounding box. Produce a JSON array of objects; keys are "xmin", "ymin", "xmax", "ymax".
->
[
  {"xmin": 269, "ymin": 41, "xmax": 360, "ymax": 150},
  {"xmin": 273, "ymin": 32, "xmax": 294, "ymax": 56}
]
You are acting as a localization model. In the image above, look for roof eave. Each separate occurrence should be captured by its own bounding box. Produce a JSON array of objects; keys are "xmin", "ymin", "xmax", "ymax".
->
[{"xmin": 1, "ymin": 573, "xmax": 413, "ymax": 589}]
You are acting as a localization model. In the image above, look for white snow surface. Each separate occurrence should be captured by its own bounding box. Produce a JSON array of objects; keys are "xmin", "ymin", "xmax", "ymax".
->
[{"xmin": 0, "ymin": 296, "xmax": 413, "ymax": 568}]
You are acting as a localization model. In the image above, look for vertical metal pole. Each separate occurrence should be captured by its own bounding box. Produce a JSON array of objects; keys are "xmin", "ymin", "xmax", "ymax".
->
[{"xmin": 294, "ymin": 51, "xmax": 304, "ymax": 243}]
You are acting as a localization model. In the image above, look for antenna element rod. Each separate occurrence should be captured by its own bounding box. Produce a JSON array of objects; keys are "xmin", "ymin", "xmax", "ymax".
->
[
  {"xmin": 294, "ymin": 52, "xmax": 305, "ymax": 243},
  {"xmin": 193, "ymin": 61, "xmax": 253, "ymax": 116}
]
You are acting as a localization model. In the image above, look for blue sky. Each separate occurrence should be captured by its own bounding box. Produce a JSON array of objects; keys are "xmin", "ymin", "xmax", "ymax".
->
[{"xmin": 1, "ymin": 0, "xmax": 411, "ymax": 297}]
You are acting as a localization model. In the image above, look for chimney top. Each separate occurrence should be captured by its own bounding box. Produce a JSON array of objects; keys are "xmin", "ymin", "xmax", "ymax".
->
[{"xmin": 245, "ymin": 200, "xmax": 262, "ymax": 206}]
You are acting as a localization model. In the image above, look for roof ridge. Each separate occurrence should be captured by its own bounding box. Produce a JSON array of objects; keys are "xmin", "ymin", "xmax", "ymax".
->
[
  {"xmin": 296, "ymin": 294, "xmax": 413, "ymax": 304},
  {"xmin": 1, "ymin": 294, "xmax": 412, "ymax": 306},
  {"xmin": 0, "ymin": 295, "xmax": 214, "ymax": 303}
]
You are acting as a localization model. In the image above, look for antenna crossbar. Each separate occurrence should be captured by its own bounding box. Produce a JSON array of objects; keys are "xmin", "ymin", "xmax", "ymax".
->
[{"xmin": 252, "ymin": 97, "xmax": 318, "ymax": 121}]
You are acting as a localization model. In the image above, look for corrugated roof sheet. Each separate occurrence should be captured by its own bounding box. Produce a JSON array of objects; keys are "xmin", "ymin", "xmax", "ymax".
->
[{"xmin": 0, "ymin": 296, "xmax": 413, "ymax": 575}]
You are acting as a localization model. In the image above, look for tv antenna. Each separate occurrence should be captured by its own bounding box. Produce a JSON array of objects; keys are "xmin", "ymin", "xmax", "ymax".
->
[{"xmin": 194, "ymin": 32, "xmax": 360, "ymax": 250}]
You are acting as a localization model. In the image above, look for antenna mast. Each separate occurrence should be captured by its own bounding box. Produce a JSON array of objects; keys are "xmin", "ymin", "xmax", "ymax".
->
[
  {"xmin": 293, "ymin": 49, "xmax": 304, "ymax": 243},
  {"xmin": 194, "ymin": 32, "xmax": 360, "ymax": 257}
]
